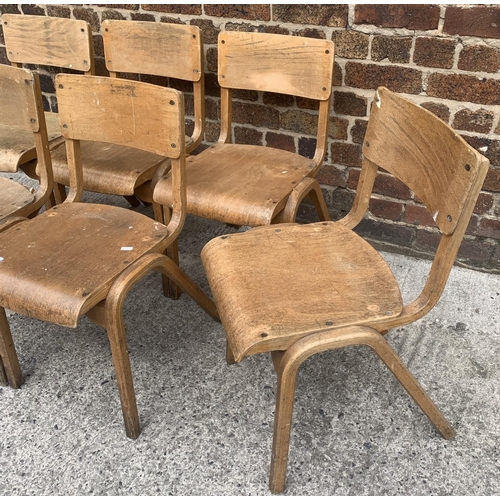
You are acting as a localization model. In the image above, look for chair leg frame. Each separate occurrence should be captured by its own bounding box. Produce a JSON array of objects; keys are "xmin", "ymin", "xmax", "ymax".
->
[
  {"xmin": 104, "ymin": 252, "xmax": 219, "ymax": 439},
  {"xmin": 278, "ymin": 177, "xmax": 331, "ymax": 224},
  {"xmin": 268, "ymin": 325, "xmax": 455, "ymax": 493},
  {"xmin": 0, "ymin": 307, "xmax": 24, "ymax": 388}
]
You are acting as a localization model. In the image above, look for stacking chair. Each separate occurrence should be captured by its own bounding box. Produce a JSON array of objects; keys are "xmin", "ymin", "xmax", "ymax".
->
[
  {"xmin": 49, "ymin": 20, "xmax": 205, "ymax": 208},
  {"xmin": 0, "ymin": 66, "xmax": 53, "ymax": 220},
  {"xmin": 1, "ymin": 14, "xmax": 94, "ymax": 178},
  {"xmin": 201, "ymin": 87, "xmax": 489, "ymax": 492},
  {"xmin": 155, "ymin": 30, "xmax": 335, "ymax": 295},
  {"xmin": 0, "ymin": 73, "xmax": 217, "ymax": 439}
]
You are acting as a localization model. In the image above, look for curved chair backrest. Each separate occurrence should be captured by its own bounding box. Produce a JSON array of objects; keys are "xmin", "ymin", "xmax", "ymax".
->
[
  {"xmin": 2, "ymin": 14, "xmax": 94, "ymax": 74},
  {"xmin": 363, "ymin": 87, "xmax": 485, "ymax": 236},
  {"xmin": 218, "ymin": 31, "xmax": 334, "ymax": 100},
  {"xmin": 0, "ymin": 64, "xmax": 52, "ymax": 217}
]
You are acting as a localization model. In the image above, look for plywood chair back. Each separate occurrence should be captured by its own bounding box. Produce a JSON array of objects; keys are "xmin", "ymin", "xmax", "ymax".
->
[
  {"xmin": 0, "ymin": 14, "xmax": 94, "ymax": 177},
  {"xmin": 341, "ymin": 87, "xmax": 489, "ymax": 327},
  {"xmin": 217, "ymin": 31, "xmax": 334, "ymax": 172},
  {"xmin": 56, "ymin": 74, "xmax": 186, "ymax": 238},
  {"xmin": 0, "ymin": 64, "xmax": 52, "ymax": 218},
  {"xmin": 2, "ymin": 14, "xmax": 94, "ymax": 74},
  {"xmin": 102, "ymin": 20, "xmax": 204, "ymax": 152}
]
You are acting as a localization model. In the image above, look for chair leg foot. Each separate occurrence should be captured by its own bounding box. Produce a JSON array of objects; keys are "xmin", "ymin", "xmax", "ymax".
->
[
  {"xmin": 105, "ymin": 314, "xmax": 141, "ymax": 440},
  {"xmin": 0, "ymin": 307, "xmax": 23, "ymax": 388},
  {"xmin": 269, "ymin": 357, "xmax": 299, "ymax": 494}
]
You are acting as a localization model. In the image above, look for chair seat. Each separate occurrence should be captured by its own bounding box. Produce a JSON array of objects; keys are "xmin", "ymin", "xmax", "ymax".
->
[
  {"xmin": 50, "ymin": 140, "xmax": 172, "ymax": 196},
  {"xmin": 0, "ymin": 202, "xmax": 168, "ymax": 327},
  {"xmin": 0, "ymin": 112, "xmax": 61, "ymax": 172},
  {"xmin": 0, "ymin": 176, "xmax": 34, "ymax": 219},
  {"xmin": 201, "ymin": 221, "xmax": 403, "ymax": 362},
  {"xmin": 154, "ymin": 143, "xmax": 315, "ymax": 226}
]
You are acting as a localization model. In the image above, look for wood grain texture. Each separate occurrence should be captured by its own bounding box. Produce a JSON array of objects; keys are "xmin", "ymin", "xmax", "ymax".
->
[
  {"xmin": 202, "ymin": 221, "xmax": 402, "ymax": 361},
  {"xmin": 102, "ymin": 20, "xmax": 203, "ymax": 82},
  {"xmin": 364, "ymin": 87, "xmax": 482, "ymax": 235},
  {"xmin": 2, "ymin": 14, "xmax": 94, "ymax": 72},
  {"xmin": 0, "ymin": 112, "xmax": 62, "ymax": 173},
  {"xmin": 56, "ymin": 75, "xmax": 185, "ymax": 158},
  {"xmin": 0, "ymin": 177, "xmax": 34, "ymax": 218},
  {"xmin": 154, "ymin": 143, "xmax": 316, "ymax": 226},
  {"xmin": 50, "ymin": 141, "xmax": 168, "ymax": 196},
  {"xmin": 218, "ymin": 31, "xmax": 334, "ymax": 100},
  {"xmin": 0, "ymin": 202, "xmax": 168, "ymax": 327}
]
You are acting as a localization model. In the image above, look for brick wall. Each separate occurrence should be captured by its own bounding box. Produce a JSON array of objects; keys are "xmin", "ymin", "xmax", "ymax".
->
[{"xmin": 1, "ymin": 4, "xmax": 500, "ymax": 272}]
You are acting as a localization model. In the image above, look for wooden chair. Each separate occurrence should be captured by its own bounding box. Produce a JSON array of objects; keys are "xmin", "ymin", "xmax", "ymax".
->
[
  {"xmin": 0, "ymin": 74, "xmax": 217, "ymax": 440},
  {"xmin": 49, "ymin": 20, "xmax": 205, "ymax": 208},
  {"xmin": 0, "ymin": 65, "xmax": 53, "ymax": 220},
  {"xmin": 0, "ymin": 14, "xmax": 94, "ymax": 178},
  {"xmin": 155, "ymin": 30, "xmax": 335, "ymax": 296},
  {"xmin": 201, "ymin": 87, "xmax": 489, "ymax": 493}
]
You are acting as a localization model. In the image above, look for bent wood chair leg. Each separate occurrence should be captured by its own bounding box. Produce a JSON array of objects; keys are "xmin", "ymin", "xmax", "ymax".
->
[
  {"xmin": 279, "ymin": 177, "xmax": 331, "ymax": 224},
  {"xmin": 155, "ymin": 205, "xmax": 182, "ymax": 300},
  {"xmin": 53, "ymin": 182, "xmax": 67, "ymax": 205},
  {"xmin": 268, "ymin": 325, "xmax": 454, "ymax": 494},
  {"xmin": 125, "ymin": 195, "xmax": 141, "ymax": 208},
  {"xmin": 0, "ymin": 355, "xmax": 8, "ymax": 386},
  {"xmin": 0, "ymin": 307, "xmax": 23, "ymax": 388}
]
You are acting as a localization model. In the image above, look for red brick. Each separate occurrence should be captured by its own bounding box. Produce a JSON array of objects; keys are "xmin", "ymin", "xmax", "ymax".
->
[
  {"xmin": 405, "ymin": 204, "xmax": 437, "ymax": 227},
  {"xmin": 349, "ymin": 170, "xmax": 412, "ymax": 200},
  {"xmin": 354, "ymin": 5, "xmax": 440, "ymax": 30},
  {"xmin": 351, "ymin": 120, "xmax": 368, "ymax": 144},
  {"xmin": 331, "ymin": 143, "xmax": 362, "ymax": 168},
  {"xmin": 101, "ymin": 10, "xmax": 126, "ymax": 21},
  {"xmin": 413, "ymin": 37, "xmax": 456, "ymax": 69},
  {"xmin": 331, "ymin": 188, "xmax": 355, "ymax": 214},
  {"xmin": 159, "ymin": 17, "xmax": 184, "ymax": 25},
  {"xmin": 298, "ymin": 137, "xmax": 316, "ymax": 159},
  {"xmin": 475, "ymin": 217, "xmax": 500, "ymax": 239},
  {"xmin": 462, "ymin": 136, "xmax": 500, "ymax": 167},
  {"xmin": 331, "ymin": 30, "xmax": 369, "ymax": 59},
  {"xmin": 369, "ymin": 197, "xmax": 404, "ymax": 220},
  {"xmin": 92, "ymin": 34, "xmax": 104, "ymax": 58},
  {"xmin": 204, "ymin": 121, "xmax": 220, "ymax": 143},
  {"xmin": 345, "ymin": 62, "xmax": 422, "ymax": 94},
  {"xmin": 205, "ymin": 4, "xmax": 270, "ymax": 21},
  {"xmin": 142, "ymin": 4, "xmax": 202, "ymax": 15},
  {"xmin": 206, "ymin": 47, "xmax": 217, "ymax": 73},
  {"xmin": 233, "ymin": 89, "xmax": 258, "ymax": 102},
  {"xmin": 453, "ymin": 109, "xmax": 494, "ymax": 134},
  {"xmin": 484, "ymin": 167, "xmax": 500, "ymax": 192},
  {"xmin": 204, "ymin": 73, "xmax": 220, "ymax": 98},
  {"xmin": 444, "ymin": 6, "xmax": 500, "ymax": 39},
  {"xmin": 273, "ymin": 5, "xmax": 348, "ymax": 27},
  {"xmin": 263, "ymin": 92, "xmax": 294, "ymax": 108},
  {"xmin": 47, "ymin": 5, "xmax": 70, "ymax": 18},
  {"xmin": 131, "ymin": 13, "xmax": 155, "ymax": 22},
  {"xmin": 234, "ymin": 126, "xmax": 263, "ymax": 145},
  {"xmin": 280, "ymin": 110, "xmax": 318, "ymax": 136},
  {"xmin": 466, "ymin": 214, "xmax": 479, "ymax": 236},
  {"xmin": 295, "ymin": 97, "xmax": 319, "ymax": 111},
  {"xmin": 97, "ymin": 4, "xmax": 139, "ymax": 9},
  {"xmin": 0, "ymin": 5, "xmax": 20, "ymax": 14},
  {"xmin": 205, "ymin": 98, "xmax": 218, "ymax": 121},
  {"xmin": 233, "ymin": 102, "xmax": 279, "ymax": 129},
  {"xmin": 355, "ymin": 218, "xmax": 415, "ymax": 247},
  {"xmin": 225, "ymin": 22, "xmax": 289, "ymax": 35},
  {"xmin": 265, "ymin": 132, "xmax": 295, "ymax": 153},
  {"xmin": 458, "ymin": 238, "xmax": 495, "ymax": 262},
  {"xmin": 294, "ymin": 28, "xmax": 326, "ymax": 40},
  {"xmin": 474, "ymin": 192, "xmax": 494, "ymax": 214},
  {"xmin": 316, "ymin": 164, "xmax": 347, "ymax": 188},
  {"xmin": 21, "ymin": 5, "xmax": 45, "ymax": 15},
  {"xmin": 371, "ymin": 36, "xmax": 412, "ymax": 64},
  {"xmin": 414, "ymin": 228, "xmax": 440, "ymax": 253},
  {"xmin": 329, "ymin": 117, "xmax": 349, "ymax": 141},
  {"xmin": 333, "ymin": 62, "xmax": 342, "ymax": 87},
  {"xmin": 333, "ymin": 91, "xmax": 367, "ymax": 117},
  {"xmin": 420, "ymin": 102, "xmax": 450, "ymax": 123},
  {"xmin": 427, "ymin": 73, "xmax": 500, "ymax": 106},
  {"xmin": 0, "ymin": 47, "xmax": 8, "ymax": 66},
  {"xmin": 459, "ymin": 45, "xmax": 500, "ymax": 73}
]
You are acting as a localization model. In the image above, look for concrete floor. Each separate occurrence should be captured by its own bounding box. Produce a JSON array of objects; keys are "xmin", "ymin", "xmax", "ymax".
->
[{"xmin": 1, "ymin": 189, "xmax": 500, "ymax": 495}]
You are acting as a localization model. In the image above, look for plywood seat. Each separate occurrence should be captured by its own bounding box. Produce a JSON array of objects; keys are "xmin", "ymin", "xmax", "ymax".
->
[
  {"xmin": 0, "ymin": 202, "xmax": 167, "ymax": 328},
  {"xmin": 50, "ymin": 141, "xmax": 170, "ymax": 196},
  {"xmin": 155, "ymin": 143, "xmax": 316, "ymax": 226},
  {"xmin": 202, "ymin": 221, "xmax": 402, "ymax": 362},
  {"xmin": 0, "ymin": 176, "xmax": 35, "ymax": 219},
  {"xmin": 0, "ymin": 112, "xmax": 61, "ymax": 172}
]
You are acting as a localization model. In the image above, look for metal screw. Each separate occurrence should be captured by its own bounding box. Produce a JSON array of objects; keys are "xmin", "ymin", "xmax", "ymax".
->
[
  {"xmin": 260, "ymin": 332, "xmax": 268, "ymax": 338},
  {"xmin": 82, "ymin": 291, "xmax": 89, "ymax": 297},
  {"xmin": 169, "ymin": 100, "xmax": 175, "ymax": 105},
  {"xmin": 192, "ymin": 34, "xmax": 196, "ymax": 38},
  {"xmin": 63, "ymin": 124, "xmax": 68, "ymax": 128},
  {"xmin": 30, "ymin": 118, "xmax": 36, "ymax": 123},
  {"xmin": 83, "ymin": 60, "xmax": 88, "ymax": 65},
  {"xmin": 171, "ymin": 143, "xmax": 176, "ymax": 148},
  {"xmin": 322, "ymin": 87, "xmax": 326, "ymax": 91},
  {"xmin": 465, "ymin": 164, "xmax": 471, "ymax": 172},
  {"xmin": 275, "ymin": 229, "xmax": 281, "ymax": 232},
  {"xmin": 385, "ymin": 311, "xmax": 392, "ymax": 316},
  {"xmin": 365, "ymin": 141, "xmax": 370, "ymax": 147},
  {"xmin": 80, "ymin": 28, "xmax": 85, "ymax": 32},
  {"xmin": 221, "ymin": 39, "xmax": 225, "ymax": 44},
  {"xmin": 447, "ymin": 215, "xmax": 452, "ymax": 222},
  {"xmin": 221, "ymin": 75, "xmax": 225, "ymax": 79},
  {"xmin": 58, "ymin": 84, "xmax": 64, "ymax": 89},
  {"xmin": 326, "ymin": 321, "xmax": 333, "ymax": 326},
  {"xmin": 24, "ymin": 79, "xmax": 31, "ymax": 85},
  {"xmin": 105, "ymin": 28, "xmax": 109, "ymax": 32},
  {"xmin": 325, "ymin": 49, "xmax": 329, "ymax": 54},
  {"xmin": 193, "ymin": 69, "xmax": 198, "ymax": 73}
]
